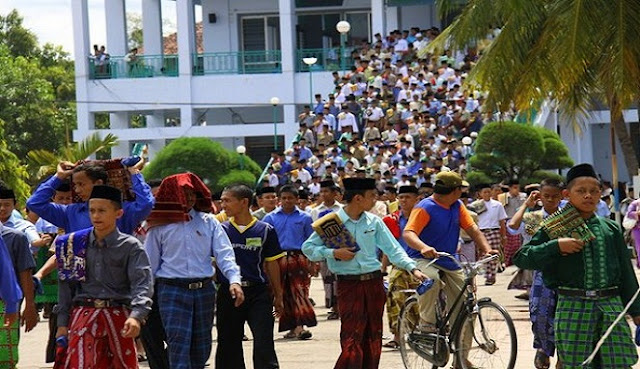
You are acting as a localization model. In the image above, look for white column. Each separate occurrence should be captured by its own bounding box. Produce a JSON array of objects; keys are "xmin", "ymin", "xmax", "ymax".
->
[
  {"xmin": 142, "ymin": 0, "xmax": 163, "ymax": 55},
  {"xmin": 283, "ymin": 105, "xmax": 298, "ymax": 146},
  {"xmin": 146, "ymin": 139, "xmax": 166, "ymax": 160},
  {"xmin": 386, "ymin": 6, "xmax": 399, "ymax": 33},
  {"xmin": 278, "ymin": 0, "xmax": 295, "ymax": 74},
  {"xmin": 110, "ymin": 113, "xmax": 129, "ymax": 129},
  {"xmin": 71, "ymin": 0, "xmax": 93, "ymax": 136},
  {"xmin": 177, "ymin": 0, "xmax": 195, "ymax": 75},
  {"xmin": 371, "ymin": 0, "xmax": 385, "ymax": 38},
  {"xmin": 105, "ymin": 0, "xmax": 128, "ymax": 55},
  {"xmin": 202, "ymin": 0, "xmax": 231, "ymax": 53},
  {"xmin": 111, "ymin": 143, "xmax": 131, "ymax": 159}
]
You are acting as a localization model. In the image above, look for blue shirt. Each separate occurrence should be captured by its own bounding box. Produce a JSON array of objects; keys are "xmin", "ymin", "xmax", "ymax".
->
[
  {"xmin": 220, "ymin": 218, "xmax": 285, "ymax": 284},
  {"xmin": 0, "ymin": 237, "xmax": 22, "ymax": 314},
  {"xmin": 144, "ymin": 209, "xmax": 241, "ymax": 283},
  {"xmin": 3, "ymin": 217, "xmax": 40, "ymax": 253},
  {"xmin": 298, "ymin": 147, "xmax": 313, "ymax": 161},
  {"xmin": 27, "ymin": 174, "xmax": 155, "ymax": 234},
  {"xmin": 263, "ymin": 207, "xmax": 313, "ymax": 251},
  {"xmin": 302, "ymin": 208, "xmax": 417, "ymax": 275}
]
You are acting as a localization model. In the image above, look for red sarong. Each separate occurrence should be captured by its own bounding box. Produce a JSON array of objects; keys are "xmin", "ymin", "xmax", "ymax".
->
[
  {"xmin": 61, "ymin": 306, "xmax": 138, "ymax": 369},
  {"xmin": 278, "ymin": 251, "xmax": 317, "ymax": 332},
  {"xmin": 503, "ymin": 233, "xmax": 522, "ymax": 267},
  {"xmin": 335, "ymin": 276, "xmax": 386, "ymax": 369}
]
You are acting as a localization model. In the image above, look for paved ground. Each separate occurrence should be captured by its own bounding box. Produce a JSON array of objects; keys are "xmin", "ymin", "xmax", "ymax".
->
[{"xmin": 17, "ymin": 266, "xmax": 640, "ymax": 368}]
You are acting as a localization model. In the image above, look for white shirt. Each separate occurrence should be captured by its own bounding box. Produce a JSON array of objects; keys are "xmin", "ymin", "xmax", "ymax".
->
[
  {"xmin": 309, "ymin": 202, "xmax": 344, "ymax": 221},
  {"xmin": 268, "ymin": 173, "xmax": 279, "ymax": 187},
  {"xmin": 308, "ymin": 183, "xmax": 321, "ymax": 196},
  {"xmin": 477, "ymin": 199, "xmax": 508, "ymax": 230},
  {"xmin": 338, "ymin": 112, "xmax": 359, "ymax": 133}
]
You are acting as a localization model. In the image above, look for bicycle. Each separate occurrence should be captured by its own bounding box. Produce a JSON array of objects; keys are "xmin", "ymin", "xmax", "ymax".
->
[{"xmin": 398, "ymin": 252, "xmax": 517, "ymax": 369}]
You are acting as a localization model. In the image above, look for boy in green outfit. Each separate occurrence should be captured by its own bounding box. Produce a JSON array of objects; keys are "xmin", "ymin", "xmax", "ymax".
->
[{"xmin": 514, "ymin": 163, "xmax": 640, "ymax": 368}]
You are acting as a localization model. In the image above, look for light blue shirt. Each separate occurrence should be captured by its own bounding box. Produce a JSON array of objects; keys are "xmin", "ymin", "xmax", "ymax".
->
[
  {"xmin": 4, "ymin": 217, "xmax": 40, "ymax": 254},
  {"xmin": 263, "ymin": 207, "xmax": 313, "ymax": 251},
  {"xmin": 302, "ymin": 208, "xmax": 417, "ymax": 275},
  {"xmin": 144, "ymin": 209, "xmax": 241, "ymax": 284}
]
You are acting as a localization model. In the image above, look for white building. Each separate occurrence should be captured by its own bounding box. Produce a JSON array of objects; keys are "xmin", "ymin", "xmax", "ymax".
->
[{"xmin": 71, "ymin": 0, "xmax": 442, "ymax": 165}]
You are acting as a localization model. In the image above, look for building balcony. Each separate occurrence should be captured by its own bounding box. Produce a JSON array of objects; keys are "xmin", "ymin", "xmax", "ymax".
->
[
  {"xmin": 295, "ymin": 48, "xmax": 354, "ymax": 72},
  {"xmin": 89, "ymin": 54, "xmax": 179, "ymax": 80},
  {"xmin": 193, "ymin": 50, "xmax": 282, "ymax": 75}
]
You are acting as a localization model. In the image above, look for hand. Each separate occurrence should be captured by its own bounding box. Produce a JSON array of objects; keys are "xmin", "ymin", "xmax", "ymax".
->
[
  {"xmin": 419, "ymin": 245, "xmax": 438, "ymax": 259},
  {"xmin": 128, "ymin": 156, "xmax": 145, "ymax": 173},
  {"xmin": 55, "ymin": 326, "xmax": 68, "ymax": 339},
  {"xmin": 230, "ymin": 283, "xmax": 245, "ymax": 307},
  {"xmin": 121, "ymin": 317, "xmax": 141, "ymax": 338},
  {"xmin": 412, "ymin": 269, "xmax": 428, "ymax": 281},
  {"xmin": 56, "ymin": 161, "xmax": 75, "ymax": 180},
  {"xmin": 21, "ymin": 304, "xmax": 38, "ymax": 332},
  {"xmin": 4, "ymin": 312, "xmax": 18, "ymax": 327},
  {"xmin": 333, "ymin": 247, "xmax": 357, "ymax": 261},
  {"xmin": 558, "ymin": 238, "xmax": 584, "ymax": 255},
  {"xmin": 273, "ymin": 295, "xmax": 284, "ymax": 317},
  {"xmin": 525, "ymin": 191, "xmax": 540, "ymax": 208}
]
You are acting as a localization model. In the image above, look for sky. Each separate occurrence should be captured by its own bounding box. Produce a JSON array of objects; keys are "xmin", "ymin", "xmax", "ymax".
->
[{"xmin": 0, "ymin": 0, "xmax": 184, "ymax": 57}]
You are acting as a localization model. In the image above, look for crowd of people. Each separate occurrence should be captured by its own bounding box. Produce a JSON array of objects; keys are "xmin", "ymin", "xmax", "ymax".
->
[{"xmin": 0, "ymin": 26, "xmax": 639, "ymax": 369}]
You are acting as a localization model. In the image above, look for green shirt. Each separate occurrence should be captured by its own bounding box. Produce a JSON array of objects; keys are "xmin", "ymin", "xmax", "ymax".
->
[{"xmin": 513, "ymin": 215, "xmax": 640, "ymax": 316}]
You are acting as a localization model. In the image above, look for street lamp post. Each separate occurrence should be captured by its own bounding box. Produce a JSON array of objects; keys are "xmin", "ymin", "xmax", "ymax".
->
[
  {"xmin": 302, "ymin": 57, "xmax": 317, "ymax": 107},
  {"xmin": 336, "ymin": 20, "xmax": 351, "ymax": 74},
  {"xmin": 236, "ymin": 145, "xmax": 246, "ymax": 170},
  {"xmin": 270, "ymin": 97, "xmax": 280, "ymax": 150}
]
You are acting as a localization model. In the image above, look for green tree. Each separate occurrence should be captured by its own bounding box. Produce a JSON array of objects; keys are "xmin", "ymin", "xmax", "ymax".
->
[
  {"xmin": 0, "ymin": 10, "xmax": 38, "ymax": 57},
  {"xmin": 0, "ymin": 120, "xmax": 30, "ymax": 204},
  {"xmin": 142, "ymin": 138, "xmax": 262, "ymax": 192},
  {"xmin": 467, "ymin": 121, "xmax": 573, "ymax": 184},
  {"xmin": 127, "ymin": 13, "xmax": 143, "ymax": 50},
  {"xmin": 430, "ymin": 0, "xmax": 640, "ymax": 186}
]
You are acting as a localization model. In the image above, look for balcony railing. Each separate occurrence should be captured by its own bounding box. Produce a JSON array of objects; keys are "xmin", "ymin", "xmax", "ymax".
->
[
  {"xmin": 193, "ymin": 50, "xmax": 282, "ymax": 75},
  {"xmin": 296, "ymin": 48, "xmax": 354, "ymax": 72},
  {"xmin": 89, "ymin": 54, "xmax": 179, "ymax": 80}
]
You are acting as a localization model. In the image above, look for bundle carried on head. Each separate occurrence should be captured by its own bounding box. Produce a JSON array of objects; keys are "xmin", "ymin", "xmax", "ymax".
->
[
  {"xmin": 146, "ymin": 172, "xmax": 212, "ymax": 228},
  {"xmin": 72, "ymin": 157, "xmax": 139, "ymax": 202}
]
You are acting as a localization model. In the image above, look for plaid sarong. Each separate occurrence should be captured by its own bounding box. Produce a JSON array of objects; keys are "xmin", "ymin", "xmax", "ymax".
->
[
  {"xmin": 0, "ymin": 300, "xmax": 19, "ymax": 368},
  {"xmin": 503, "ymin": 233, "xmax": 521, "ymax": 267},
  {"xmin": 386, "ymin": 267, "xmax": 419, "ymax": 335},
  {"xmin": 530, "ymin": 270, "xmax": 557, "ymax": 357},
  {"xmin": 278, "ymin": 251, "xmax": 317, "ymax": 332},
  {"xmin": 482, "ymin": 229, "xmax": 502, "ymax": 283},
  {"xmin": 554, "ymin": 295, "xmax": 638, "ymax": 368}
]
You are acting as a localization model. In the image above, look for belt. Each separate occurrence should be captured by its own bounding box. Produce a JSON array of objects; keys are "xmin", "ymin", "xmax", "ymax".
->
[
  {"xmin": 74, "ymin": 299, "xmax": 127, "ymax": 308},
  {"xmin": 157, "ymin": 277, "xmax": 212, "ymax": 290},
  {"xmin": 240, "ymin": 280, "xmax": 264, "ymax": 287},
  {"xmin": 557, "ymin": 287, "xmax": 618, "ymax": 299},
  {"xmin": 337, "ymin": 270, "xmax": 382, "ymax": 281},
  {"xmin": 482, "ymin": 228, "xmax": 500, "ymax": 231}
]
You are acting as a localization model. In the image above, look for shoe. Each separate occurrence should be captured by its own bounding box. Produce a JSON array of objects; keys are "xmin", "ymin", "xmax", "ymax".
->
[
  {"xmin": 382, "ymin": 340, "xmax": 399, "ymax": 349},
  {"xmin": 242, "ymin": 335, "xmax": 249, "ymax": 341},
  {"xmin": 327, "ymin": 311, "xmax": 340, "ymax": 320},
  {"xmin": 484, "ymin": 280, "xmax": 496, "ymax": 286},
  {"xmin": 515, "ymin": 292, "xmax": 530, "ymax": 300},
  {"xmin": 283, "ymin": 331, "xmax": 297, "ymax": 339},
  {"xmin": 297, "ymin": 330, "xmax": 312, "ymax": 340},
  {"xmin": 309, "ymin": 298, "xmax": 316, "ymax": 306},
  {"xmin": 137, "ymin": 354, "xmax": 147, "ymax": 363}
]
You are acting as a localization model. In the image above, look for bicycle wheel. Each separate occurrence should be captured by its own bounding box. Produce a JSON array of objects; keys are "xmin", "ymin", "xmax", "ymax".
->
[
  {"xmin": 454, "ymin": 300, "xmax": 517, "ymax": 369},
  {"xmin": 398, "ymin": 296, "xmax": 433, "ymax": 369}
]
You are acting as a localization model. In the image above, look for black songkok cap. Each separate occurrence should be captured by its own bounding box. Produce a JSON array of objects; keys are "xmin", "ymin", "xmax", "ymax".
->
[
  {"xmin": 0, "ymin": 189, "xmax": 15, "ymax": 200},
  {"xmin": 475, "ymin": 183, "xmax": 492, "ymax": 191},
  {"xmin": 89, "ymin": 185, "xmax": 122, "ymax": 205},
  {"xmin": 212, "ymin": 191, "xmax": 222, "ymax": 201},
  {"xmin": 566, "ymin": 163, "xmax": 598, "ymax": 185},
  {"xmin": 420, "ymin": 182, "xmax": 433, "ymax": 189},
  {"xmin": 343, "ymin": 178, "xmax": 376, "ymax": 191},
  {"xmin": 56, "ymin": 182, "xmax": 71, "ymax": 192},
  {"xmin": 320, "ymin": 180, "xmax": 337, "ymax": 189},
  {"xmin": 258, "ymin": 187, "xmax": 276, "ymax": 196},
  {"xmin": 398, "ymin": 186, "xmax": 419, "ymax": 195},
  {"xmin": 298, "ymin": 190, "xmax": 309, "ymax": 200}
]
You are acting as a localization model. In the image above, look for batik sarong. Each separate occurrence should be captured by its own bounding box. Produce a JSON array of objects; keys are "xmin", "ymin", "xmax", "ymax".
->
[
  {"xmin": 385, "ymin": 267, "xmax": 419, "ymax": 335},
  {"xmin": 62, "ymin": 306, "xmax": 138, "ymax": 369},
  {"xmin": 482, "ymin": 229, "xmax": 502, "ymax": 283},
  {"xmin": 278, "ymin": 251, "xmax": 317, "ymax": 332},
  {"xmin": 335, "ymin": 276, "xmax": 386, "ymax": 369},
  {"xmin": 503, "ymin": 233, "xmax": 521, "ymax": 267},
  {"xmin": 529, "ymin": 270, "xmax": 557, "ymax": 357},
  {"xmin": 0, "ymin": 301, "xmax": 19, "ymax": 368},
  {"xmin": 554, "ymin": 295, "xmax": 637, "ymax": 368}
]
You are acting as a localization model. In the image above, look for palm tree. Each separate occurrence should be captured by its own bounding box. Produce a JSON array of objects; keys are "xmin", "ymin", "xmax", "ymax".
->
[
  {"xmin": 427, "ymin": 0, "xmax": 640, "ymax": 208},
  {"xmin": 27, "ymin": 132, "xmax": 119, "ymax": 179}
]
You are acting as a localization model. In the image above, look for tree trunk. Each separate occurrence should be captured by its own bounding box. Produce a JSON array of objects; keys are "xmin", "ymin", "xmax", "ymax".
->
[{"xmin": 611, "ymin": 112, "xmax": 640, "ymax": 180}]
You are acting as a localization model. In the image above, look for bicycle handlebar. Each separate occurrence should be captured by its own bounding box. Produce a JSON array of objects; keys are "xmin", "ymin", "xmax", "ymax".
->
[{"xmin": 423, "ymin": 252, "xmax": 499, "ymax": 276}]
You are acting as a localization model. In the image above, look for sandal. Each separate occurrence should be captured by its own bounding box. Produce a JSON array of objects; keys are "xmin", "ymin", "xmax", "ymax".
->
[
  {"xmin": 283, "ymin": 331, "xmax": 297, "ymax": 339},
  {"xmin": 297, "ymin": 330, "xmax": 312, "ymax": 340},
  {"xmin": 382, "ymin": 340, "xmax": 399, "ymax": 349},
  {"xmin": 534, "ymin": 350, "xmax": 550, "ymax": 369}
]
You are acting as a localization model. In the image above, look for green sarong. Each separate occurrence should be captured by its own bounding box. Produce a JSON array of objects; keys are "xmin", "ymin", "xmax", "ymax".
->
[
  {"xmin": 34, "ymin": 247, "xmax": 58, "ymax": 304},
  {"xmin": 555, "ymin": 295, "xmax": 637, "ymax": 368},
  {"xmin": 0, "ymin": 300, "xmax": 19, "ymax": 368}
]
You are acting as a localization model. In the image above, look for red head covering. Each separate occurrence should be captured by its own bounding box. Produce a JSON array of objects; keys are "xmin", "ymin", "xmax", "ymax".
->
[{"xmin": 146, "ymin": 173, "xmax": 212, "ymax": 228}]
